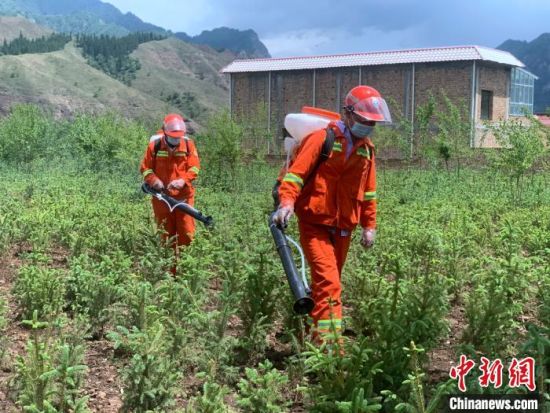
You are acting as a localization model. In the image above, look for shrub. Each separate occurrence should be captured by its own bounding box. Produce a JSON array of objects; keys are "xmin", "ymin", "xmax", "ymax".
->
[
  {"xmin": 0, "ymin": 104, "xmax": 57, "ymax": 165},
  {"xmin": 237, "ymin": 359, "xmax": 290, "ymax": 413},
  {"xmin": 13, "ymin": 265, "xmax": 66, "ymax": 321}
]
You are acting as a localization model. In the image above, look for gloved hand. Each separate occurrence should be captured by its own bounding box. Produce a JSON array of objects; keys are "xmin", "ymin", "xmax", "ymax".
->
[
  {"xmin": 360, "ymin": 228, "xmax": 376, "ymax": 249},
  {"xmin": 167, "ymin": 179, "xmax": 186, "ymax": 190},
  {"xmin": 151, "ymin": 178, "xmax": 165, "ymax": 191},
  {"xmin": 273, "ymin": 204, "xmax": 294, "ymax": 227}
]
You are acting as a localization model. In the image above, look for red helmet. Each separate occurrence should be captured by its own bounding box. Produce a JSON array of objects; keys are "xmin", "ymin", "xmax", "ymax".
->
[
  {"xmin": 163, "ymin": 113, "xmax": 186, "ymax": 137},
  {"xmin": 344, "ymin": 85, "xmax": 392, "ymax": 123}
]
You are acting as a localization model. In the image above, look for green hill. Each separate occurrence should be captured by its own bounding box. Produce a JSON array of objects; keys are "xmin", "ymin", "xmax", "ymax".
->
[
  {"xmin": 0, "ymin": 16, "xmax": 52, "ymax": 42},
  {"xmin": 0, "ymin": 0, "xmax": 166, "ymax": 36},
  {"xmin": 0, "ymin": 41, "xmax": 177, "ymax": 120},
  {"xmin": 0, "ymin": 19, "xmax": 230, "ymax": 124},
  {"xmin": 0, "ymin": 0, "xmax": 270, "ymax": 57},
  {"xmin": 131, "ymin": 37, "xmax": 231, "ymax": 123}
]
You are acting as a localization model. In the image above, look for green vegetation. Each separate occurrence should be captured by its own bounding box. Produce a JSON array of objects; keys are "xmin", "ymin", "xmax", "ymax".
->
[
  {"xmin": 0, "ymin": 32, "xmax": 71, "ymax": 56},
  {"xmin": 0, "ymin": 0, "xmax": 166, "ymax": 37},
  {"xmin": 0, "ymin": 17, "xmax": 231, "ymax": 124},
  {"xmin": 131, "ymin": 37, "xmax": 233, "ymax": 124},
  {"xmin": 163, "ymin": 92, "xmax": 204, "ymax": 120},
  {"xmin": 13, "ymin": 312, "xmax": 89, "ymax": 412},
  {"xmin": 0, "ymin": 104, "xmax": 548, "ymax": 411},
  {"xmin": 76, "ymin": 32, "xmax": 165, "ymax": 85}
]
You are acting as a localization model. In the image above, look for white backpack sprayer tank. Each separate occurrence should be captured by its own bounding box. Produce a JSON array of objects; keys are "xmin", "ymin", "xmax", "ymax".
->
[
  {"xmin": 283, "ymin": 106, "xmax": 341, "ymax": 167},
  {"xmin": 270, "ymin": 106, "xmax": 341, "ymax": 314}
]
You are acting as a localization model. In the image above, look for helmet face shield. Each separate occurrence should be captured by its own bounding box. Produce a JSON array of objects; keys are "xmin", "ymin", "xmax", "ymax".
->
[
  {"xmin": 163, "ymin": 115, "xmax": 186, "ymax": 137},
  {"xmin": 352, "ymin": 96, "xmax": 392, "ymax": 124}
]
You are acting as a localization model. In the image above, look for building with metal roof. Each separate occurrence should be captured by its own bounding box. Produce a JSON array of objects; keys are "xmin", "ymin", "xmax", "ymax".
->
[
  {"xmin": 222, "ymin": 45, "xmax": 536, "ymax": 151},
  {"xmin": 222, "ymin": 45, "xmax": 525, "ymax": 73}
]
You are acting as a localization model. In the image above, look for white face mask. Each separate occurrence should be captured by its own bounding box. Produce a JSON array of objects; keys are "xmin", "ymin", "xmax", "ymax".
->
[{"xmin": 166, "ymin": 136, "xmax": 181, "ymax": 147}]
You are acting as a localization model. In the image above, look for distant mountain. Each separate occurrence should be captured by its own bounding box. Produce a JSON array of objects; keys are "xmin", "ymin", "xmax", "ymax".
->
[
  {"xmin": 0, "ymin": 16, "xmax": 52, "ymax": 42},
  {"xmin": 0, "ymin": 0, "xmax": 167, "ymax": 36},
  {"xmin": 176, "ymin": 27, "xmax": 271, "ymax": 58},
  {"xmin": 498, "ymin": 33, "xmax": 550, "ymax": 113},
  {"xmin": 0, "ymin": 17, "xmax": 230, "ymax": 124},
  {"xmin": 0, "ymin": 0, "xmax": 270, "ymax": 58}
]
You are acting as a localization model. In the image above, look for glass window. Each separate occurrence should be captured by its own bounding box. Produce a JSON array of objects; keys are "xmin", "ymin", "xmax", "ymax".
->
[{"xmin": 509, "ymin": 68, "xmax": 536, "ymax": 116}]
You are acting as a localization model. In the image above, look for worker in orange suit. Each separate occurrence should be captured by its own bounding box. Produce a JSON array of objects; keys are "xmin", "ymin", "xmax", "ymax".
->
[
  {"xmin": 273, "ymin": 85, "xmax": 391, "ymax": 342},
  {"xmin": 140, "ymin": 114, "xmax": 200, "ymax": 274}
]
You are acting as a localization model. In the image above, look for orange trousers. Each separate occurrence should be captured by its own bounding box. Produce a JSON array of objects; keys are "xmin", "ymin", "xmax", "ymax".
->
[
  {"xmin": 298, "ymin": 221, "xmax": 351, "ymax": 338},
  {"xmin": 152, "ymin": 197, "xmax": 195, "ymax": 274}
]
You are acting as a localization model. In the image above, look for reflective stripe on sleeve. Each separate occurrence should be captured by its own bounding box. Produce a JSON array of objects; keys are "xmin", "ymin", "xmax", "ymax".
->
[
  {"xmin": 364, "ymin": 191, "xmax": 377, "ymax": 201},
  {"xmin": 189, "ymin": 166, "xmax": 200, "ymax": 175},
  {"xmin": 142, "ymin": 169, "xmax": 154, "ymax": 178},
  {"xmin": 357, "ymin": 147, "xmax": 371, "ymax": 158},
  {"xmin": 282, "ymin": 172, "xmax": 304, "ymax": 188}
]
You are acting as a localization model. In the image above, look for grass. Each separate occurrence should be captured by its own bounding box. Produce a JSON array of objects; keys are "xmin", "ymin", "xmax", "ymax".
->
[{"xmin": 0, "ymin": 108, "xmax": 548, "ymax": 411}]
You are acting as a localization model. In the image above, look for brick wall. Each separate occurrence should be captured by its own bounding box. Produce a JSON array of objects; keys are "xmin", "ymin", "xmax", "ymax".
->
[
  {"xmin": 268, "ymin": 70, "xmax": 314, "ymax": 132},
  {"xmin": 414, "ymin": 61, "xmax": 473, "ymax": 113},
  {"xmin": 473, "ymin": 65, "xmax": 510, "ymax": 147},
  {"xmin": 476, "ymin": 64, "xmax": 509, "ymax": 121},
  {"xmin": 232, "ymin": 72, "xmax": 269, "ymax": 123},
  {"xmin": 363, "ymin": 65, "xmax": 410, "ymax": 120},
  {"xmin": 231, "ymin": 61, "xmax": 512, "ymax": 150},
  {"xmin": 314, "ymin": 69, "xmax": 338, "ymax": 112}
]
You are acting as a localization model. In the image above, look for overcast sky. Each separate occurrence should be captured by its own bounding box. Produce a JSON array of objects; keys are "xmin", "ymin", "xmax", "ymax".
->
[{"xmin": 106, "ymin": 0, "xmax": 550, "ymax": 57}]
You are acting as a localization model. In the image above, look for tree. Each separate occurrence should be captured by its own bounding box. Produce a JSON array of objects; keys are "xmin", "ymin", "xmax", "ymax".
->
[{"xmin": 487, "ymin": 116, "xmax": 549, "ymax": 197}]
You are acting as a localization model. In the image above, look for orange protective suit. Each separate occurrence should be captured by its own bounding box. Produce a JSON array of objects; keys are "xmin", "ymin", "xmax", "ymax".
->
[
  {"xmin": 278, "ymin": 121, "xmax": 376, "ymax": 338},
  {"xmin": 140, "ymin": 134, "xmax": 200, "ymax": 249}
]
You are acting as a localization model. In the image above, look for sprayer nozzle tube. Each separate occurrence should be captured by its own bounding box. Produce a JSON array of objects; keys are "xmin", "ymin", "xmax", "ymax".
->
[{"xmin": 269, "ymin": 214, "xmax": 314, "ymax": 315}]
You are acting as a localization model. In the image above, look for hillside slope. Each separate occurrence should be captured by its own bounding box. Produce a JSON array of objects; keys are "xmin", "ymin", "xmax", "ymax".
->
[
  {"xmin": 131, "ymin": 37, "xmax": 232, "ymax": 123},
  {"xmin": 0, "ymin": 41, "xmax": 175, "ymax": 120},
  {"xmin": 0, "ymin": 0, "xmax": 270, "ymax": 57},
  {"xmin": 0, "ymin": 16, "xmax": 52, "ymax": 42}
]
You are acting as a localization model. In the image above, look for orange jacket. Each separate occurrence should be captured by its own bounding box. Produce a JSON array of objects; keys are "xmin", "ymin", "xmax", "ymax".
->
[
  {"xmin": 140, "ymin": 135, "xmax": 200, "ymax": 200},
  {"xmin": 278, "ymin": 122, "xmax": 376, "ymax": 231}
]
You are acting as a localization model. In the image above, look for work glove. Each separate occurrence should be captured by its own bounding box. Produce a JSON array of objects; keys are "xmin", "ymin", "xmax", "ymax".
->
[
  {"xmin": 273, "ymin": 204, "xmax": 294, "ymax": 227},
  {"xmin": 151, "ymin": 177, "xmax": 165, "ymax": 191},
  {"xmin": 360, "ymin": 228, "xmax": 376, "ymax": 249},
  {"xmin": 167, "ymin": 179, "xmax": 186, "ymax": 190}
]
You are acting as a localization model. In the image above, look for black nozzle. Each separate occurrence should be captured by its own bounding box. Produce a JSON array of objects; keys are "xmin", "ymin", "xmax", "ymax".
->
[
  {"xmin": 293, "ymin": 296, "xmax": 315, "ymax": 315},
  {"xmin": 269, "ymin": 213, "xmax": 314, "ymax": 315},
  {"xmin": 142, "ymin": 183, "xmax": 214, "ymax": 228}
]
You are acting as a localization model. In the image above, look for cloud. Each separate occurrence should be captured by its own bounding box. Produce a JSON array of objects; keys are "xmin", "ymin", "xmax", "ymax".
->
[
  {"xmin": 106, "ymin": 0, "xmax": 550, "ymax": 57},
  {"xmin": 263, "ymin": 26, "xmax": 424, "ymax": 57}
]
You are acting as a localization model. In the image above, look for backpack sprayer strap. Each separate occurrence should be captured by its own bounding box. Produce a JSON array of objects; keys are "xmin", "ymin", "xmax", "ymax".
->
[
  {"xmin": 272, "ymin": 126, "xmax": 336, "ymax": 210},
  {"xmin": 152, "ymin": 135, "xmax": 190, "ymax": 169}
]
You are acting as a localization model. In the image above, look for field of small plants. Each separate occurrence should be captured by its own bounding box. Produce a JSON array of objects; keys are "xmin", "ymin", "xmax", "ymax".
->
[{"xmin": 0, "ymin": 104, "xmax": 548, "ymax": 412}]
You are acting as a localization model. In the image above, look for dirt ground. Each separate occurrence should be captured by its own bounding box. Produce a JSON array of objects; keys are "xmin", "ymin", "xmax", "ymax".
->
[
  {"xmin": 0, "ymin": 244, "xmax": 462, "ymax": 412},
  {"xmin": 0, "ymin": 246, "xmax": 124, "ymax": 413}
]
